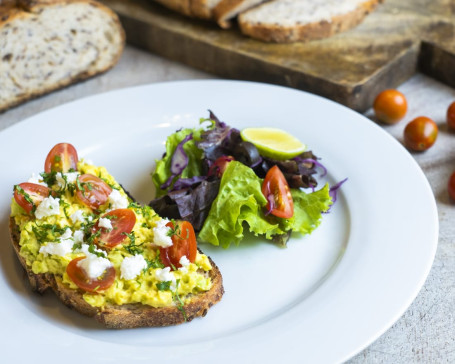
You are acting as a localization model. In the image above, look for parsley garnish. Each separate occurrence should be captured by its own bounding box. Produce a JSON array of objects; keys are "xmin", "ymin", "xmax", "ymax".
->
[
  {"xmin": 156, "ymin": 281, "xmax": 172, "ymax": 291},
  {"xmin": 40, "ymin": 172, "xmax": 57, "ymax": 186},
  {"xmin": 88, "ymin": 243, "xmax": 106, "ymax": 258},
  {"xmin": 173, "ymin": 280, "xmax": 187, "ymax": 322}
]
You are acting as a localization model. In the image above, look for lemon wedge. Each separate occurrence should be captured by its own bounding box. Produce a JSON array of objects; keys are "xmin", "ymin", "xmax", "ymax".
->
[{"xmin": 240, "ymin": 127, "xmax": 306, "ymax": 160}]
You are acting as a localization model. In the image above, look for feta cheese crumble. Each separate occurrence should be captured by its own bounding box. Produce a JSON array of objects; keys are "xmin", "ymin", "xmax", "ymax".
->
[
  {"xmin": 28, "ymin": 172, "xmax": 47, "ymax": 187},
  {"xmin": 108, "ymin": 189, "xmax": 128, "ymax": 210},
  {"xmin": 39, "ymin": 228, "xmax": 74, "ymax": 257},
  {"xmin": 70, "ymin": 210, "xmax": 86, "ymax": 224},
  {"xmin": 120, "ymin": 255, "xmax": 148, "ymax": 280},
  {"xmin": 178, "ymin": 255, "xmax": 190, "ymax": 273},
  {"xmin": 153, "ymin": 219, "xmax": 173, "ymax": 248},
  {"xmin": 98, "ymin": 217, "xmax": 113, "ymax": 230},
  {"xmin": 35, "ymin": 196, "xmax": 60, "ymax": 220},
  {"xmin": 77, "ymin": 254, "xmax": 113, "ymax": 280},
  {"xmin": 56, "ymin": 172, "xmax": 79, "ymax": 188},
  {"xmin": 155, "ymin": 266, "xmax": 176, "ymax": 291}
]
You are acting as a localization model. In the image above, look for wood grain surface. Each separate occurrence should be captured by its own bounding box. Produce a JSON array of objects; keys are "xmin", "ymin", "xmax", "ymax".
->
[{"xmin": 101, "ymin": 0, "xmax": 455, "ymax": 112}]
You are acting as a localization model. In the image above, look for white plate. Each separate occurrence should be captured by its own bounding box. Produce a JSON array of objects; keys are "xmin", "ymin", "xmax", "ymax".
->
[{"xmin": 0, "ymin": 80, "xmax": 437, "ymax": 363}]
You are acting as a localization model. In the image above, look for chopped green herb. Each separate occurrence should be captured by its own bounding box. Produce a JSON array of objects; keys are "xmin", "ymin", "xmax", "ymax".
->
[{"xmin": 156, "ymin": 281, "xmax": 172, "ymax": 291}]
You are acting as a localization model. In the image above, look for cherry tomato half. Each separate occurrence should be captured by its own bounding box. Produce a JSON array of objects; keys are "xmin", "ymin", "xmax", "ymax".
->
[
  {"xmin": 403, "ymin": 116, "xmax": 438, "ymax": 152},
  {"xmin": 262, "ymin": 165, "xmax": 294, "ymax": 219},
  {"xmin": 208, "ymin": 156, "xmax": 235, "ymax": 178},
  {"xmin": 373, "ymin": 89, "xmax": 408, "ymax": 124},
  {"xmin": 44, "ymin": 143, "xmax": 78, "ymax": 173},
  {"xmin": 160, "ymin": 220, "xmax": 197, "ymax": 270},
  {"xmin": 448, "ymin": 171, "xmax": 455, "ymax": 201},
  {"xmin": 66, "ymin": 256, "xmax": 116, "ymax": 292},
  {"xmin": 92, "ymin": 208, "xmax": 136, "ymax": 249},
  {"xmin": 447, "ymin": 101, "xmax": 455, "ymax": 131},
  {"xmin": 13, "ymin": 182, "xmax": 51, "ymax": 214},
  {"xmin": 75, "ymin": 174, "xmax": 112, "ymax": 210}
]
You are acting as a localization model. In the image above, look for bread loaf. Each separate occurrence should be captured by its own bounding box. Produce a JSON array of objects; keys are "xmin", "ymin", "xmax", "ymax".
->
[
  {"xmin": 0, "ymin": 0, "xmax": 125, "ymax": 112},
  {"xmin": 152, "ymin": 0, "xmax": 224, "ymax": 20},
  {"xmin": 214, "ymin": 0, "xmax": 267, "ymax": 29},
  {"xmin": 238, "ymin": 0, "xmax": 382, "ymax": 43}
]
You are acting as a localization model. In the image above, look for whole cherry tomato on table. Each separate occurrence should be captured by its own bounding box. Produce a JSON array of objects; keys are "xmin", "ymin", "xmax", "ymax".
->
[
  {"xmin": 373, "ymin": 89, "xmax": 408, "ymax": 124},
  {"xmin": 446, "ymin": 101, "xmax": 455, "ymax": 130},
  {"xmin": 403, "ymin": 116, "xmax": 438, "ymax": 152}
]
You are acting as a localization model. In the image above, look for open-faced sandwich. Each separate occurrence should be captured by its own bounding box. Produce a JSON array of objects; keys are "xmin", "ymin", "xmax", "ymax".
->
[{"xmin": 10, "ymin": 143, "xmax": 223, "ymax": 329}]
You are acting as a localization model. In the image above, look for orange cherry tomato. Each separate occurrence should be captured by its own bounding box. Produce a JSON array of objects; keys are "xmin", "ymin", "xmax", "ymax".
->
[
  {"xmin": 404, "ymin": 116, "xmax": 438, "ymax": 151},
  {"xmin": 75, "ymin": 174, "xmax": 112, "ymax": 210},
  {"xmin": 13, "ymin": 182, "xmax": 51, "ymax": 214},
  {"xmin": 66, "ymin": 256, "xmax": 116, "ymax": 292},
  {"xmin": 160, "ymin": 220, "xmax": 197, "ymax": 270},
  {"xmin": 44, "ymin": 143, "xmax": 78, "ymax": 173},
  {"xmin": 373, "ymin": 89, "xmax": 408, "ymax": 124},
  {"xmin": 448, "ymin": 171, "xmax": 455, "ymax": 201},
  {"xmin": 262, "ymin": 165, "xmax": 294, "ymax": 219},
  {"xmin": 93, "ymin": 209, "xmax": 136, "ymax": 249},
  {"xmin": 447, "ymin": 101, "xmax": 455, "ymax": 130}
]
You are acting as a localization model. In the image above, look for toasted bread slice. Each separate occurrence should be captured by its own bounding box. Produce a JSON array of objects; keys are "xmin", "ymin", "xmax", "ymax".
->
[
  {"xmin": 10, "ymin": 216, "xmax": 224, "ymax": 329},
  {"xmin": 238, "ymin": 0, "xmax": 382, "ymax": 43},
  {"xmin": 0, "ymin": 0, "xmax": 125, "ymax": 112}
]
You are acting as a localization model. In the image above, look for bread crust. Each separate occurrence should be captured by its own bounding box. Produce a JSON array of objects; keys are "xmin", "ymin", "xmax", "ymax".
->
[
  {"xmin": 214, "ymin": 0, "xmax": 265, "ymax": 29},
  {"xmin": 9, "ymin": 217, "xmax": 224, "ymax": 328},
  {"xmin": 238, "ymin": 0, "xmax": 382, "ymax": 43},
  {"xmin": 0, "ymin": 0, "xmax": 125, "ymax": 113},
  {"xmin": 153, "ymin": 0, "xmax": 192, "ymax": 17}
]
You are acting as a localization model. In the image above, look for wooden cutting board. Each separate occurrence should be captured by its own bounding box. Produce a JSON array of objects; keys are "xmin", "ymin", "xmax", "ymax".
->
[{"xmin": 101, "ymin": 0, "xmax": 455, "ymax": 112}]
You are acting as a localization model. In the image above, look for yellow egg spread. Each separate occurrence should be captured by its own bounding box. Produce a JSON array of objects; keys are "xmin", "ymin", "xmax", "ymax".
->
[{"xmin": 11, "ymin": 161, "xmax": 213, "ymax": 309}]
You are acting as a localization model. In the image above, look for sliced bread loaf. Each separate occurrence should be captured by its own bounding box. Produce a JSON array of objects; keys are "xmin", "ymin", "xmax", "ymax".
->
[
  {"xmin": 238, "ymin": 0, "xmax": 382, "ymax": 43},
  {"xmin": 213, "ymin": 0, "xmax": 268, "ymax": 28},
  {"xmin": 0, "ymin": 0, "xmax": 125, "ymax": 112},
  {"xmin": 152, "ymin": 0, "xmax": 224, "ymax": 20}
]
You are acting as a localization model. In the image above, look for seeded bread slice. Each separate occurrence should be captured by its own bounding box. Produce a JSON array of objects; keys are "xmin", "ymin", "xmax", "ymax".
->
[
  {"xmin": 0, "ymin": 0, "xmax": 125, "ymax": 112},
  {"xmin": 238, "ymin": 0, "xmax": 382, "ymax": 43},
  {"xmin": 213, "ymin": 0, "xmax": 268, "ymax": 29},
  {"xmin": 10, "ymin": 217, "xmax": 224, "ymax": 328}
]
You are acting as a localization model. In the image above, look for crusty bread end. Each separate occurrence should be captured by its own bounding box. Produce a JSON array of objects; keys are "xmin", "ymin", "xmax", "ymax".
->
[{"xmin": 0, "ymin": 0, "xmax": 125, "ymax": 112}]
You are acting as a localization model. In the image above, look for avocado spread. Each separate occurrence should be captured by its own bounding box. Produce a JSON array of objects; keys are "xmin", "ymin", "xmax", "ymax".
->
[{"xmin": 11, "ymin": 160, "xmax": 212, "ymax": 309}]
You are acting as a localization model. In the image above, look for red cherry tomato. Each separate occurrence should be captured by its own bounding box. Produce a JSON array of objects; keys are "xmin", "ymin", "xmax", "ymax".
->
[
  {"xmin": 262, "ymin": 165, "xmax": 294, "ymax": 219},
  {"xmin": 44, "ymin": 143, "xmax": 78, "ymax": 173},
  {"xmin": 92, "ymin": 208, "xmax": 136, "ymax": 249},
  {"xmin": 447, "ymin": 101, "xmax": 455, "ymax": 130},
  {"xmin": 448, "ymin": 171, "xmax": 455, "ymax": 201},
  {"xmin": 160, "ymin": 220, "xmax": 197, "ymax": 270},
  {"xmin": 373, "ymin": 89, "xmax": 408, "ymax": 124},
  {"xmin": 208, "ymin": 156, "xmax": 235, "ymax": 178},
  {"xmin": 75, "ymin": 174, "xmax": 112, "ymax": 210},
  {"xmin": 13, "ymin": 182, "xmax": 51, "ymax": 214},
  {"xmin": 403, "ymin": 116, "xmax": 438, "ymax": 151},
  {"xmin": 66, "ymin": 256, "xmax": 116, "ymax": 292}
]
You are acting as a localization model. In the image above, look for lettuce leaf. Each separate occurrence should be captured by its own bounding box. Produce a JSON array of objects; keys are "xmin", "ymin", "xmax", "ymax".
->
[
  {"xmin": 152, "ymin": 127, "xmax": 204, "ymax": 197},
  {"xmin": 198, "ymin": 161, "xmax": 332, "ymax": 248}
]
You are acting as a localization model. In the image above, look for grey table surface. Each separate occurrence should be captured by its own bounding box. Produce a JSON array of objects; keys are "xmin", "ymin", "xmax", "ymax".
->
[{"xmin": 1, "ymin": 45, "xmax": 454, "ymax": 363}]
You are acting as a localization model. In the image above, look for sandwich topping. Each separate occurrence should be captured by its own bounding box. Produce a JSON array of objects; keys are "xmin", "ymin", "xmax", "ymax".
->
[{"xmin": 11, "ymin": 143, "xmax": 213, "ymax": 310}]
